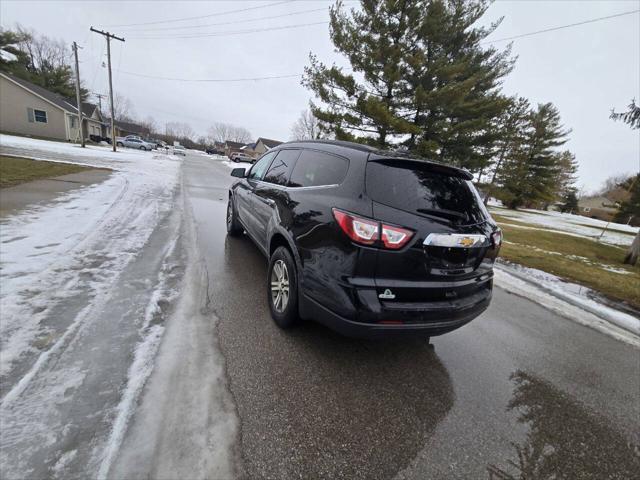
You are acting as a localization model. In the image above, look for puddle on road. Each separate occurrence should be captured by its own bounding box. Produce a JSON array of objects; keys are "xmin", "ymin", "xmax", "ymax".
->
[{"xmin": 487, "ymin": 370, "xmax": 640, "ymax": 479}]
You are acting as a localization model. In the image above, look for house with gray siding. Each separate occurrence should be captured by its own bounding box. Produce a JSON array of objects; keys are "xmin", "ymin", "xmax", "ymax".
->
[{"xmin": 0, "ymin": 72, "xmax": 104, "ymax": 142}]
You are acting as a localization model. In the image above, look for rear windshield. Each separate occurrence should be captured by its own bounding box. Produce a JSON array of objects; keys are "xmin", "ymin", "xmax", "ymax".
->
[{"xmin": 366, "ymin": 160, "xmax": 490, "ymax": 225}]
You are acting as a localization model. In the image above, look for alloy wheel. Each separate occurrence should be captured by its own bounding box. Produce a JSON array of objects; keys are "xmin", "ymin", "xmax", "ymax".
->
[{"xmin": 270, "ymin": 260, "xmax": 289, "ymax": 313}]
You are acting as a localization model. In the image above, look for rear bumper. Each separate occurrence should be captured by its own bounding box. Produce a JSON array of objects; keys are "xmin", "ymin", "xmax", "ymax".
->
[{"xmin": 300, "ymin": 289, "xmax": 491, "ymax": 339}]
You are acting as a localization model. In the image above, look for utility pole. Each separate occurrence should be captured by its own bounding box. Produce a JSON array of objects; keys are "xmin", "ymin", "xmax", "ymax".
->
[
  {"xmin": 94, "ymin": 93, "xmax": 107, "ymax": 116},
  {"xmin": 72, "ymin": 41, "xmax": 85, "ymax": 148},
  {"xmin": 90, "ymin": 27, "xmax": 124, "ymax": 152}
]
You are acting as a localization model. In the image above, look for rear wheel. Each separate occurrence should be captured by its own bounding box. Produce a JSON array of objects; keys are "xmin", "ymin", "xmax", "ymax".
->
[
  {"xmin": 226, "ymin": 198, "xmax": 242, "ymax": 236},
  {"xmin": 268, "ymin": 247, "xmax": 298, "ymax": 329},
  {"xmin": 117, "ymin": 142, "xmax": 124, "ymax": 147}
]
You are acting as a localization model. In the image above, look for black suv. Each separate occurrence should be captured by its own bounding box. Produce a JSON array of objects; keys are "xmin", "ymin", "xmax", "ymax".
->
[{"xmin": 227, "ymin": 140, "xmax": 501, "ymax": 339}]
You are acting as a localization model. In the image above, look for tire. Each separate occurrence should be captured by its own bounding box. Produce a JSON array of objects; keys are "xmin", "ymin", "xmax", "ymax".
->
[
  {"xmin": 268, "ymin": 246, "xmax": 299, "ymax": 329},
  {"xmin": 117, "ymin": 142, "xmax": 124, "ymax": 147},
  {"xmin": 139, "ymin": 146, "xmax": 146, "ymax": 150},
  {"xmin": 226, "ymin": 197, "xmax": 243, "ymax": 236}
]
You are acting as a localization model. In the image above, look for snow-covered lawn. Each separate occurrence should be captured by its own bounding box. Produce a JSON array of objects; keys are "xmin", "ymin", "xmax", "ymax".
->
[{"xmin": 490, "ymin": 206, "xmax": 637, "ymax": 247}]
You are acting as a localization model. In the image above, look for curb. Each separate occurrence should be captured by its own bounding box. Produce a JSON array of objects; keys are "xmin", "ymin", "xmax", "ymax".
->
[{"xmin": 494, "ymin": 263, "xmax": 640, "ymax": 337}]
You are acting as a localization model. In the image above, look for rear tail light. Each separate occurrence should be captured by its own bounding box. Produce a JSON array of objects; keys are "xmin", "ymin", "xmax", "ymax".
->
[
  {"xmin": 332, "ymin": 209, "xmax": 414, "ymax": 250},
  {"xmin": 332, "ymin": 209, "xmax": 378, "ymax": 245},
  {"xmin": 491, "ymin": 229, "xmax": 503, "ymax": 248},
  {"xmin": 381, "ymin": 224, "xmax": 413, "ymax": 249}
]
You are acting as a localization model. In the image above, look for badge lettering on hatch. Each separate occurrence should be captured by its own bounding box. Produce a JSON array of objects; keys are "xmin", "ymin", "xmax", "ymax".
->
[{"xmin": 379, "ymin": 289, "xmax": 396, "ymax": 300}]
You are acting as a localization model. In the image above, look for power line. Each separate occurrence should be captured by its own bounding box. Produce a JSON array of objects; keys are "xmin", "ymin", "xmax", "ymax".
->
[
  {"xmin": 124, "ymin": 6, "xmax": 328, "ymax": 32},
  {"xmin": 483, "ymin": 9, "xmax": 639, "ymax": 45},
  {"xmin": 119, "ymin": 70, "xmax": 302, "ymax": 82},
  {"xmin": 127, "ymin": 21, "xmax": 329, "ymax": 40},
  {"xmin": 115, "ymin": 8, "xmax": 638, "ymax": 83},
  {"xmin": 100, "ymin": 0, "xmax": 292, "ymax": 28}
]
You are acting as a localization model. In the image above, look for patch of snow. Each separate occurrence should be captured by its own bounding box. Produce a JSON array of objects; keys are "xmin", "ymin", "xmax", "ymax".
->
[
  {"xmin": 221, "ymin": 159, "xmax": 253, "ymax": 169},
  {"xmin": 494, "ymin": 263, "xmax": 640, "ymax": 344},
  {"xmin": 51, "ymin": 449, "xmax": 78, "ymax": 476},
  {"xmin": 0, "ymin": 49, "xmax": 18, "ymax": 62},
  {"xmin": 0, "ymin": 134, "xmax": 182, "ymax": 379},
  {"xmin": 491, "ymin": 207, "xmax": 637, "ymax": 247},
  {"xmin": 96, "ymin": 236, "xmax": 180, "ymax": 480}
]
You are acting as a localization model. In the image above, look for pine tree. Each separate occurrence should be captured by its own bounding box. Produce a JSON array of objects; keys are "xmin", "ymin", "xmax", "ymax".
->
[
  {"xmin": 406, "ymin": 0, "xmax": 515, "ymax": 172},
  {"xmin": 614, "ymin": 174, "xmax": 639, "ymax": 224},
  {"xmin": 483, "ymin": 96, "xmax": 530, "ymax": 204},
  {"xmin": 302, "ymin": 0, "xmax": 514, "ymax": 159},
  {"xmin": 498, "ymin": 103, "xmax": 571, "ymax": 209},
  {"xmin": 302, "ymin": 0, "xmax": 423, "ymax": 147},
  {"xmin": 560, "ymin": 189, "xmax": 578, "ymax": 213}
]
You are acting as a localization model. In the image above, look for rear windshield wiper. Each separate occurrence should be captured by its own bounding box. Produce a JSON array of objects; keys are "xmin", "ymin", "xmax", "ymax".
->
[{"xmin": 416, "ymin": 208, "xmax": 466, "ymax": 221}]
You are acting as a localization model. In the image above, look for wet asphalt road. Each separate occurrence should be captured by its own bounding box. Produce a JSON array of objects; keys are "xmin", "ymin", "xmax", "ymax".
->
[{"xmin": 183, "ymin": 153, "xmax": 640, "ymax": 479}]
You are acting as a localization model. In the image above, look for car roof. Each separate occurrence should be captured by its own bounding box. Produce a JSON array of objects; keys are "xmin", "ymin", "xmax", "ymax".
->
[{"xmin": 278, "ymin": 140, "xmax": 472, "ymax": 179}]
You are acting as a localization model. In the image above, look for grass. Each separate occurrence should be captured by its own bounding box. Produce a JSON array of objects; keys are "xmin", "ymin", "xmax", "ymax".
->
[
  {"xmin": 497, "ymin": 223, "xmax": 640, "ymax": 309},
  {"xmin": 0, "ymin": 156, "xmax": 92, "ymax": 188}
]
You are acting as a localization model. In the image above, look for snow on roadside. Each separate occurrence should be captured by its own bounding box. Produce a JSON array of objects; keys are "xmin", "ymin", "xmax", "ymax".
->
[
  {"xmin": 494, "ymin": 264, "xmax": 639, "ymax": 346},
  {"xmin": 0, "ymin": 134, "xmax": 182, "ymax": 380},
  {"xmin": 222, "ymin": 159, "xmax": 253, "ymax": 169},
  {"xmin": 490, "ymin": 206, "xmax": 637, "ymax": 247}
]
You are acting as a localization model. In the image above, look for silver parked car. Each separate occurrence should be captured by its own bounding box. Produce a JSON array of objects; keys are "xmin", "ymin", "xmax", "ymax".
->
[{"xmin": 116, "ymin": 137, "xmax": 156, "ymax": 151}]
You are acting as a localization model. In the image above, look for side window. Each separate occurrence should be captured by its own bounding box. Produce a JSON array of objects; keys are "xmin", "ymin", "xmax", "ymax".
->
[
  {"xmin": 248, "ymin": 151, "xmax": 276, "ymax": 181},
  {"xmin": 289, "ymin": 150, "xmax": 349, "ymax": 188},
  {"xmin": 263, "ymin": 149, "xmax": 300, "ymax": 186},
  {"xmin": 34, "ymin": 109, "xmax": 47, "ymax": 123}
]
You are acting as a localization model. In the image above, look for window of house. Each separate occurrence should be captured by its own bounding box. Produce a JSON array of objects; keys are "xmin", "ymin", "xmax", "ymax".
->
[
  {"xmin": 34, "ymin": 109, "xmax": 47, "ymax": 123},
  {"xmin": 71, "ymin": 117, "xmax": 77, "ymax": 128},
  {"xmin": 28, "ymin": 108, "xmax": 48, "ymax": 124}
]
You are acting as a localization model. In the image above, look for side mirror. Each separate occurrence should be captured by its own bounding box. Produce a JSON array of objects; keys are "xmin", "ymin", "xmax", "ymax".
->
[{"xmin": 231, "ymin": 168, "xmax": 246, "ymax": 178}]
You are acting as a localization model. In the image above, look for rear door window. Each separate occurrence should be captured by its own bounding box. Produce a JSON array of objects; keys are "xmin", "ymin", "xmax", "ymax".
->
[
  {"xmin": 366, "ymin": 160, "xmax": 489, "ymax": 225},
  {"xmin": 289, "ymin": 150, "xmax": 349, "ymax": 188},
  {"xmin": 263, "ymin": 149, "xmax": 300, "ymax": 186}
]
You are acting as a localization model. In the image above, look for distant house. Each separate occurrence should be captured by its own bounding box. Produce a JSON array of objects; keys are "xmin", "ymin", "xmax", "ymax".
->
[
  {"xmin": 578, "ymin": 196, "xmax": 620, "ymax": 222},
  {"xmin": 0, "ymin": 71, "xmax": 105, "ymax": 142},
  {"xmin": 105, "ymin": 119, "xmax": 150, "ymax": 139},
  {"xmin": 224, "ymin": 140, "xmax": 246, "ymax": 158},
  {"xmin": 253, "ymin": 137, "xmax": 283, "ymax": 156}
]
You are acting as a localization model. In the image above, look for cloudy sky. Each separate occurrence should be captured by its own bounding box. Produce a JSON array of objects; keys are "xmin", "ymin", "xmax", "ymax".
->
[{"xmin": 1, "ymin": 0, "xmax": 638, "ymax": 191}]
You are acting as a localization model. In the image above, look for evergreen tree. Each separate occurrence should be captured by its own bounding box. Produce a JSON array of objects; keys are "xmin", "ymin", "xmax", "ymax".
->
[
  {"xmin": 610, "ymin": 99, "xmax": 640, "ymax": 130},
  {"xmin": 406, "ymin": 0, "xmax": 514, "ymax": 172},
  {"xmin": 302, "ymin": 0, "xmax": 422, "ymax": 147},
  {"xmin": 560, "ymin": 189, "xmax": 578, "ymax": 213},
  {"xmin": 302, "ymin": 0, "xmax": 514, "ymax": 159},
  {"xmin": 497, "ymin": 103, "xmax": 571, "ymax": 209},
  {"xmin": 483, "ymin": 96, "xmax": 530, "ymax": 204},
  {"xmin": 614, "ymin": 174, "xmax": 639, "ymax": 223}
]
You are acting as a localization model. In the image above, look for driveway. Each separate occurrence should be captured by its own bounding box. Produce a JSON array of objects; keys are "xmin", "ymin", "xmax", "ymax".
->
[{"xmin": 180, "ymin": 152, "xmax": 639, "ymax": 479}]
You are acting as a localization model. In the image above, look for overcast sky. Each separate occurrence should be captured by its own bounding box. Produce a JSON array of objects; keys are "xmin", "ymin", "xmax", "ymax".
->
[{"xmin": 1, "ymin": 0, "xmax": 638, "ymax": 191}]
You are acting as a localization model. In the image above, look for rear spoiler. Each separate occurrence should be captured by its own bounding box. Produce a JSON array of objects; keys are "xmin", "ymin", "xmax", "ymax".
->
[{"xmin": 367, "ymin": 154, "xmax": 473, "ymax": 180}]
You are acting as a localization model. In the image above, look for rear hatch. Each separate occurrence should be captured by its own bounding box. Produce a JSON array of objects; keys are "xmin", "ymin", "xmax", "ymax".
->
[{"xmin": 366, "ymin": 157, "xmax": 497, "ymax": 306}]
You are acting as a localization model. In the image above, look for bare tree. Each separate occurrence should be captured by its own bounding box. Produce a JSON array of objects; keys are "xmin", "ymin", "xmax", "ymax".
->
[
  {"xmin": 290, "ymin": 109, "xmax": 321, "ymax": 140},
  {"xmin": 166, "ymin": 121, "xmax": 195, "ymax": 141},
  {"xmin": 207, "ymin": 122, "xmax": 252, "ymax": 144},
  {"xmin": 102, "ymin": 92, "xmax": 135, "ymax": 122},
  {"xmin": 139, "ymin": 115, "xmax": 158, "ymax": 135}
]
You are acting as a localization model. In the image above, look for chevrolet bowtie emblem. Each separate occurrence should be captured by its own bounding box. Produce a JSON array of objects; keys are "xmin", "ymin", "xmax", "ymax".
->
[{"xmin": 458, "ymin": 237, "xmax": 476, "ymax": 247}]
